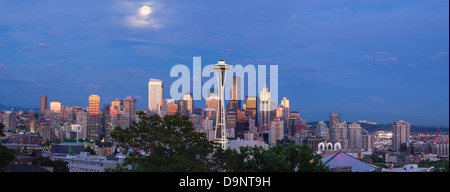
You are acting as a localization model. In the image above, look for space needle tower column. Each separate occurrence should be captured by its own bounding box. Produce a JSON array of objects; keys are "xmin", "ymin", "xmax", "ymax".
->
[{"xmin": 212, "ymin": 58, "xmax": 232, "ymax": 150}]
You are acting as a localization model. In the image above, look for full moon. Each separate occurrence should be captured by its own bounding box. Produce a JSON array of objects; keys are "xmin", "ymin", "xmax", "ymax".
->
[{"xmin": 139, "ymin": 5, "xmax": 152, "ymax": 18}]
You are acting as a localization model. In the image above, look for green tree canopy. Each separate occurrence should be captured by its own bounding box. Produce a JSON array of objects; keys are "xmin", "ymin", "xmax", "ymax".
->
[
  {"xmin": 213, "ymin": 144, "xmax": 329, "ymax": 172},
  {"xmin": 111, "ymin": 112, "xmax": 216, "ymax": 172},
  {"xmin": 84, "ymin": 146, "xmax": 97, "ymax": 155},
  {"xmin": 0, "ymin": 123, "xmax": 16, "ymax": 169}
]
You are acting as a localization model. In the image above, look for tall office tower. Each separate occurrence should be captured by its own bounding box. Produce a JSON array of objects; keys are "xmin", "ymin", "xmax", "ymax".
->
[
  {"xmin": 148, "ymin": 78, "xmax": 163, "ymax": 116},
  {"xmin": 103, "ymin": 104, "xmax": 113, "ymax": 141},
  {"xmin": 49, "ymin": 112, "xmax": 61, "ymax": 139},
  {"xmin": 2, "ymin": 110, "xmax": 16, "ymax": 131},
  {"xmin": 227, "ymin": 100, "xmax": 241, "ymax": 114},
  {"xmin": 50, "ymin": 100, "xmax": 62, "ymax": 113},
  {"xmin": 205, "ymin": 93, "xmax": 219, "ymax": 117},
  {"xmin": 109, "ymin": 108, "xmax": 119, "ymax": 131},
  {"xmin": 87, "ymin": 94, "xmax": 101, "ymax": 141},
  {"xmin": 236, "ymin": 109, "xmax": 249, "ymax": 139},
  {"xmin": 202, "ymin": 108, "xmax": 217, "ymax": 132},
  {"xmin": 226, "ymin": 111, "xmax": 237, "ymax": 130},
  {"xmin": 111, "ymin": 99, "xmax": 123, "ymax": 111},
  {"xmin": 39, "ymin": 122, "xmax": 55, "ymax": 143},
  {"xmin": 226, "ymin": 113, "xmax": 236, "ymax": 138},
  {"xmin": 124, "ymin": 96, "xmax": 137, "ymax": 121},
  {"xmin": 230, "ymin": 76, "xmax": 242, "ymax": 101},
  {"xmin": 259, "ymin": 85, "xmax": 271, "ymax": 134},
  {"xmin": 329, "ymin": 121, "xmax": 348, "ymax": 149},
  {"xmin": 245, "ymin": 96, "xmax": 258, "ymax": 131},
  {"xmin": 182, "ymin": 92, "xmax": 194, "ymax": 114},
  {"xmin": 329, "ymin": 113, "xmax": 341, "ymax": 129},
  {"xmin": 203, "ymin": 116, "xmax": 215, "ymax": 141},
  {"xmin": 177, "ymin": 100, "xmax": 189, "ymax": 117},
  {"xmin": 212, "ymin": 59, "xmax": 232, "ymax": 150},
  {"xmin": 276, "ymin": 106, "xmax": 283, "ymax": 118},
  {"xmin": 392, "ymin": 120, "xmax": 411, "ymax": 152},
  {"xmin": 290, "ymin": 111, "xmax": 300, "ymax": 119},
  {"xmin": 348, "ymin": 122, "xmax": 362, "ymax": 150},
  {"xmin": 269, "ymin": 118, "xmax": 284, "ymax": 146},
  {"xmin": 314, "ymin": 121, "xmax": 329, "ymax": 139},
  {"xmin": 249, "ymin": 117, "xmax": 257, "ymax": 134},
  {"xmin": 166, "ymin": 102, "xmax": 178, "ymax": 116},
  {"xmin": 362, "ymin": 134, "xmax": 375, "ymax": 151},
  {"xmin": 75, "ymin": 109, "xmax": 88, "ymax": 139},
  {"xmin": 40, "ymin": 95, "xmax": 47, "ymax": 114},
  {"xmin": 190, "ymin": 113, "xmax": 202, "ymax": 132},
  {"xmin": 281, "ymin": 97, "xmax": 290, "ymax": 137}
]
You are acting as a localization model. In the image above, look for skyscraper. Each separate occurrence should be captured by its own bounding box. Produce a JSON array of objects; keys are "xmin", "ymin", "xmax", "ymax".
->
[
  {"xmin": 392, "ymin": 120, "xmax": 410, "ymax": 152},
  {"xmin": 148, "ymin": 78, "xmax": 163, "ymax": 116},
  {"xmin": 206, "ymin": 92, "xmax": 219, "ymax": 117},
  {"xmin": 269, "ymin": 118, "xmax": 284, "ymax": 146},
  {"xmin": 259, "ymin": 85, "xmax": 271, "ymax": 133},
  {"xmin": 245, "ymin": 96, "xmax": 258, "ymax": 131},
  {"xmin": 103, "ymin": 104, "xmax": 112, "ymax": 141},
  {"xmin": 281, "ymin": 97, "xmax": 290, "ymax": 137},
  {"xmin": 50, "ymin": 100, "xmax": 62, "ymax": 113},
  {"xmin": 89, "ymin": 95, "xmax": 100, "ymax": 115},
  {"xmin": 329, "ymin": 113, "xmax": 341, "ymax": 129},
  {"xmin": 177, "ymin": 100, "xmax": 189, "ymax": 117},
  {"xmin": 2, "ymin": 110, "xmax": 16, "ymax": 131},
  {"xmin": 329, "ymin": 121, "xmax": 348, "ymax": 149},
  {"xmin": 231, "ymin": 76, "xmax": 242, "ymax": 101},
  {"xmin": 111, "ymin": 99, "xmax": 123, "ymax": 111},
  {"xmin": 123, "ymin": 96, "xmax": 137, "ymax": 120},
  {"xmin": 182, "ymin": 92, "xmax": 193, "ymax": 114},
  {"xmin": 40, "ymin": 95, "xmax": 47, "ymax": 114},
  {"xmin": 348, "ymin": 122, "xmax": 362, "ymax": 150},
  {"xmin": 87, "ymin": 94, "xmax": 101, "ymax": 141},
  {"xmin": 315, "ymin": 121, "xmax": 329, "ymax": 139}
]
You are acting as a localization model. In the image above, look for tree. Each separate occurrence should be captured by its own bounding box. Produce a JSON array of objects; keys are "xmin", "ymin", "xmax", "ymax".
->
[
  {"xmin": 213, "ymin": 144, "xmax": 329, "ymax": 172},
  {"xmin": 111, "ymin": 112, "xmax": 216, "ymax": 172},
  {"xmin": 37, "ymin": 157, "xmax": 69, "ymax": 172},
  {"xmin": 84, "ymin": 146, "xmax": 97, "ymax": 155},
  {"xmin": 419, "ymin": 159, "xmax": 449, "ymax": 172},
  {"xmin": 0, "ymin": 123, "xmax": 16, "ymax": 169}
]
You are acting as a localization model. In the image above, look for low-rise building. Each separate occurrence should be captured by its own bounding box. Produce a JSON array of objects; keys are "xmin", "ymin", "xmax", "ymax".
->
[{"xmin": 50, "ymin": 152, "xmax": 122, "ymax": 172}]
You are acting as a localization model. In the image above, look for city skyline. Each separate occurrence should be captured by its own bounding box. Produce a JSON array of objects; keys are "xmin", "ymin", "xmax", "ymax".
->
[{"xmin": 0, "ymin": 0, "xmax": 448, "ymax": 127}]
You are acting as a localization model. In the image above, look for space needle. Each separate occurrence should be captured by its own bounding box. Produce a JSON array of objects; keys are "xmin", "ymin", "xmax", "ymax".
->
[{"xmin": 212, "ymin": 56, "xmax": 232, "ymax": 150}]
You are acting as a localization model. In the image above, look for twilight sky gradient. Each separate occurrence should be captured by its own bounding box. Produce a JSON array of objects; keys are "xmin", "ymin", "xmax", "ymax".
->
[{"xmin": 0, "ymin": 0, "xmax": 448, "ymax": 127}]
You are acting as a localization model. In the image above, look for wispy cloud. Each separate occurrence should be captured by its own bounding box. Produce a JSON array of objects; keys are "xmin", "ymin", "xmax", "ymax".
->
[
  {"xmin": 365, "ymin": 96, "xmax": 386, "ymax": 104},
  {"xmin": 123, "ymin": 37, "xmax": 162, "ymax": 44},
  {"xmin": 362, "ymin": 51, "xmax": 398, "ymax": 65},
  {"xmin": 21, "ymin": 43, "xmax": 49, "ymax": 51},
  {"xmin": 288, "ymin": 40, "xmax": 310, "ymax": 49},
  {"xmin": 430, "ymin": 51, "xmax": 449, "ymax": 60}
]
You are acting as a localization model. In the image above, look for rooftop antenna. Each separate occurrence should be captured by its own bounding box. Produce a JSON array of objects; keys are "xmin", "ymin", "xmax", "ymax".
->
[{"xmin": 220, "ymin": 51, "xmax": 224, "ymax": 61}]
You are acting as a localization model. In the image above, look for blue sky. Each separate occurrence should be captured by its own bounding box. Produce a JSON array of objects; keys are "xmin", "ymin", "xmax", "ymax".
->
[{"xmin": 0, "ymin": 0, "xmax": 448, "ymax": 127}]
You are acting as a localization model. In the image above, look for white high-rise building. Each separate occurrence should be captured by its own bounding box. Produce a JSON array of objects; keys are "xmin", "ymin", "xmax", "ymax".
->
[{"xmin": 148, "ymin": 79, "xmax": 163, "ymax": 116}]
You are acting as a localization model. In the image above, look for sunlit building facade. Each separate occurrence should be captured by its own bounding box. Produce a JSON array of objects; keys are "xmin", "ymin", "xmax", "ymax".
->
[{"xmin": 148, "ymin": 78, "xmax": 163, "ymax": 116}]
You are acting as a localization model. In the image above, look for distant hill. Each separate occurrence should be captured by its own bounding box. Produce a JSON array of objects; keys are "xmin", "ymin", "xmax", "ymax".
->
[
  {"xmin": 0, "ymin": 104, "xmax": 40, "ymax": 113},
  {"xmin": 308, "ymin": 121, "xmax": 448, "ymax": 134}
]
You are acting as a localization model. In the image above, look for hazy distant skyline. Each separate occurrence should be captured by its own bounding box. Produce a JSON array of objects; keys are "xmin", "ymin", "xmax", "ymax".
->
[{"xmin": 0, "ymin": 0, "xmax": 448, "ymax": 127}]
